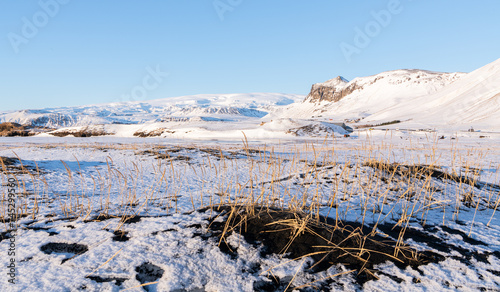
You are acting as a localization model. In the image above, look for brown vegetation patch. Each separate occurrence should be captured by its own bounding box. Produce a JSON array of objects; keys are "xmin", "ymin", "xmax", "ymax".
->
[
  {"xmin": 0, "ymin": 156, "xmax": 19, "ymax": 167},
  {"xmin": 207, "ymin": 205, "xmax": 444, "ymax": 284},
  {"xmin": 0, "ymin": 122, "xmax": 34, "ymax": 137},
  {"xmin": 0, "ymin": 156, "xmax": 40, "ymax": 175},
  {"xmin": 365, "ymin": 160, "xmax": 500, "ymax": 193},
  {"xmin": 356, "ymin": 120, "xmax": 401, "ymax": 129},
  {"xmin": 136, "ymin": 149, "xmax": 192, "ymax": 162},
  {"xmin": 133, "ymin": 128, "xmax": 175, "ymax": 137},
  {"xmin": 50, "ymin": 127, "xmax": 108, "ymax": 137}
]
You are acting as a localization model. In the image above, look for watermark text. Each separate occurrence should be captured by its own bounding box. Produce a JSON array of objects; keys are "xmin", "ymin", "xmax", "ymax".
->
[
  {"xmin": 6, "ymin": 177, "xmax": 18, "ymax": 285},
  {"xmin": 8, "ymin": 0, "xmax": 70, "ymax": 54},
  {"xmin": 120, "ymin": 65, "xmax": 168, "ymax": 102},
  {"xmin": 213, "ymin": 0, "xmax": 243, "ymax": 21}
]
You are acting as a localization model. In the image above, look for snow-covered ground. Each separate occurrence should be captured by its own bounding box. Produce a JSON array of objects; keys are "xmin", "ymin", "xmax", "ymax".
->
[
  {"xmin": 0, "ymin": 58, "xmax": 499, "ymax": 291},
  {"xmin": 1, "ymin": 129, "xmax": 499, "ymax": 291}
]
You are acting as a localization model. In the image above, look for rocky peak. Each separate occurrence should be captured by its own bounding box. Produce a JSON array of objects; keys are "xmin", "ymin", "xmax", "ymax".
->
[
  {"xmin": 305, "ymin": 76, "xmax": 350, "ymax": 103},
  {"xmin": 304, "ymin": 70, "xmax": 464, "ymax": 103},
  {"xmin": 322, "ymin": 76, "xmax": 349, "ymax": 87}
]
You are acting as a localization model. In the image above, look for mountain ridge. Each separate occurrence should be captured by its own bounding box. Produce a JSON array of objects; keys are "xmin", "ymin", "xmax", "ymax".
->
[{"xmin": 1, "ymin": 59, "xmax": 498, "ymax": 137}]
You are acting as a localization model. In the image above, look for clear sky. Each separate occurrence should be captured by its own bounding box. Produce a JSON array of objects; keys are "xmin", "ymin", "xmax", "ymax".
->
[{"xmin": 1, "ymin": 0, "xmax": 499, "ymax": 111}]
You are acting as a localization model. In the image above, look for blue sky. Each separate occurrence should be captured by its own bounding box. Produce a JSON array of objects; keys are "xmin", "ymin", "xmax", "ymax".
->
[{"xmin": 1, "ymin": 0, "xmax": 499, "ymax": 111}]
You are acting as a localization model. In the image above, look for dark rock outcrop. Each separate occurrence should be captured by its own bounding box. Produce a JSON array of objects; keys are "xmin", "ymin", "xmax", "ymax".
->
[{"xmin": 305, "ymin": 76, "xmax": 352, "ymax": 103}]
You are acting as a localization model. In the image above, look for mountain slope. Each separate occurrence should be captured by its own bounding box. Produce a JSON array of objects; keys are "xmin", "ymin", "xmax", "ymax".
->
[
  {"xmin": 366, "ymin": 58, "xmax": 500, "ymax": 130},
  {"xmin": 281, "ymin": 69, "xmax": 464, "ymax": 121},
  {"xmin": 0, "ymin": 93, "xmax": 305, "ymax": 128},
  {"xmin": 0, "ymin": 93, "xmax": 352, "ymax": 139}
]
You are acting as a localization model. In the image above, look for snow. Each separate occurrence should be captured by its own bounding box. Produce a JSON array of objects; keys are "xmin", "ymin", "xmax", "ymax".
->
[
  {"xmin": 0, "ymin": 60, "xmax": 499, "ymax": 291},
  {"xmin": 1, "ymin": 59, "xmax": 499, "ymax": 138},
  {"xmin": 311, "ymin": 76, "xmax": 350, "ymax": 93},
  {"xmin": 366, "ymin": 58, "xmax": 500, "ymax": 131},
  {"xmin": 286, "ymin": 69, "xmax": 464, "ymax": 122},
  {"xmin": 0, "ymin": 93, "xmax": 305, "ymax": 129},
  {"xmin": 1, "ymin": 130, "xmax": 499, "ymax": 291}
]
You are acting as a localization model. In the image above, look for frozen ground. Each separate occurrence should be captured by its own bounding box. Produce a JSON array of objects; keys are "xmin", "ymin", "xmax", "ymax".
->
[{"xmin": 1, "ymin": 130, "xmax": 499, "ymax": 291}]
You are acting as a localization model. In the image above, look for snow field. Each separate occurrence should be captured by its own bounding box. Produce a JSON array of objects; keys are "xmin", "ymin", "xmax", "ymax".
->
[{"xmin": 0, "ymin": 133, "xmax": 499, "ymax": 291}]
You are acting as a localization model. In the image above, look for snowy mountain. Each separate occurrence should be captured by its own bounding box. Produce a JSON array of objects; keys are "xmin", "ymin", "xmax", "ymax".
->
[
  {"xmin": 0, "ymin": 93, "xmax": 304, "ymax": 128},
  {"xmin": 366, "ymin": 58, "xmax": 500, "ymax": 130},
  {"xmin": 1, "ymin": 93, "xmax": 353, "ymax": 139},
  {"xmin": 280, "ymin": 69, "xmax": 464, "ymax": 122},
  {"xmin": 1, "ymin": 59, "xmax": 499, "ymax": 138}
]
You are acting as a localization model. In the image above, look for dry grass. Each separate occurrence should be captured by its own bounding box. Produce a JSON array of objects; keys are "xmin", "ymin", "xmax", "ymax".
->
[
  {"xmin": 49, "ymin": 126, "xmax": 109, "ymax": 137},
  {"xmin": 0, "ymin": 122, "xmax": 34, "ymax": 137},
  {"xmin": 133, "ymin": 128, "xmax": 175, "ymax": 137},
  {"xmin": 1, "ymin": 135, "xmax": 499, "ymax": 287}
]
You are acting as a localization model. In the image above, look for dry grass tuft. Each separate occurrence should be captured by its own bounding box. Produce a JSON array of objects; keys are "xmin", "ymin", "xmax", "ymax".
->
[{"xmin": 206, "ymin": 205, "xmax": 443, "ymax": 284}]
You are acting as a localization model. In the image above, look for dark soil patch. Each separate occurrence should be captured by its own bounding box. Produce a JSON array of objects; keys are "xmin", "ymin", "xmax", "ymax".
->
[
  {"xmin": 0, "ymin": 231, "xmax": 12, "ymax": 243},
  {"xmin": 25, "ymin": 226, "xmax": 59, "ymax": 236},
  {"xmin": 112, "ymin": 230, "xmax": 130, "ymax": 242},
  {"xmin": 0, "ymin": 156, "xmax": 20, "ymax": 166},
  {"xmin": 84, "ymin": 214, "xmax": 143, "ymax": 224},
  {"xmin": 172, "ymin": 155, "xmax": 192, "ymax": 162},
  {"xmin": 86, "ymin": 275, "xmax": 128, "ymax": 286},
  {"xmin": 218, "ymin": 238, "xmax": 238, "ymax": 260},
  {"xmin": 40, "ymin": 242, "xmax": 88, "ymax": 255},
  {"xmin": 1, "ymin": 156, "xmax": 26, "ymax": 173},
  {"xmin": 206, "ymin": 206, "xmax": 444, "ymax": 284},
  {"xmin": 40, "ymin": 242, "xmax": 89, "ymax": 264},
  {"xmin": 377, "ymin": 223, "xmax": 490, "ymax": 267},
  {"xmin": 439, "ymin": 225, "xmax": 488, "ymax": 246},
  {"xmin": 151, "ymin": 228, "xmax": 177, "ymax": 236},
  {"xmin": 20, "ymin": 256, "xmax": 33, "ymax": 262},
  {"xmin": 135, "ymin": 262, "xmax": 164, "ymax": 290},
  {"xmin": 253, "ymin": 275, "xmax": 292, "ymax": 292},
  {"xmin": 122, "ymin": 216, "xmax": 142, "ymax": 224},
  {"xmin": 1, "ymin": 156, "xmax": 43, "ymax": 175},
  {"xmin": 185, "ymin": 223, "xmax": 203, "ymax": 229},
  {"xmin": 377, "ymin": 271, "xmax": 405, "ymax": 283},
  {"xmin": 84, "ymin": 213, "xmax": 116, "ymax": 222}
]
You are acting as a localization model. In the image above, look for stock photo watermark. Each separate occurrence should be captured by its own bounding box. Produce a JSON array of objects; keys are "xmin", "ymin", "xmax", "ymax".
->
[
  {"xmin": 120, "ymin": 65, "xmax": 168, "ymax": 102},
  {"xmin": 213, "ymin": 0, "xmax": 243, "ymax": 21},
  {"xmin": 7, "ymin": 0, "xmax": 70, "ymax": 54},
  {"xmin": 6, "ymin": 177, "xmax": 18, "ymax": 285},
  {"xmin": 339, "ymin": 0, "xmax": 405, "ymax": 63}
]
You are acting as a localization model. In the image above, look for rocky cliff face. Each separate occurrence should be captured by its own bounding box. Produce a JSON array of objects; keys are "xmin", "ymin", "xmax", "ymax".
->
[
  {"xmin": 305, "ymin": 76, "xmax": 349, "ymax": 102},
  {"xmin": 305, "ymin": 70, "xmax": 464, "ymax": 104}
]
